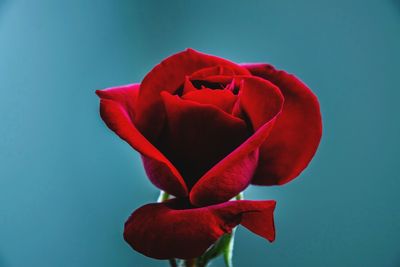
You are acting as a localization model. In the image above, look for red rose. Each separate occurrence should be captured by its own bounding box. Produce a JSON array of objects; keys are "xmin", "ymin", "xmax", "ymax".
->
[{"xmin": 96, "ymin": 49, "xmax": 322, "ymax": 259}]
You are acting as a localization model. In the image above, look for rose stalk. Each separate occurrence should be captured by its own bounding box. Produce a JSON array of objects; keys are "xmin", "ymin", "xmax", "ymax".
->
[{"xmin": 96, "ymin": 49, "xmax": 322, "ymax": 266}]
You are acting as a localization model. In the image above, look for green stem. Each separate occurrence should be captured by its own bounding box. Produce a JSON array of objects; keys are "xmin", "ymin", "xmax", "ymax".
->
[
  {"xmin": 195, "ymin": 192, "xmax": 244, "ymax": 267},
  {"xmin": 157, "ymin": 190, "xmax": 170, "ymax": 202},
  {"xmin": 235, "ymin": 192, "xmax": 244, "ymax": 200},
  {"xmin": 223, "ymin": 228, "xmax": 236, "ymax": 267}
]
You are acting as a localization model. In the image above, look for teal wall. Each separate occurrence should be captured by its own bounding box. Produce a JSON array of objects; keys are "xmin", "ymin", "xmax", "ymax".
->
[{"xmin": 1, "ymin": 0, "xmax": 399, "ymax": 266}]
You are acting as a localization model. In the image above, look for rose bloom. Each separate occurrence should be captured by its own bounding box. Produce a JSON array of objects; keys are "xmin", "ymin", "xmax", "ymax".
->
[{"xmin": 96, "ymin": 49, "xmax": 322, "ymax": 259}]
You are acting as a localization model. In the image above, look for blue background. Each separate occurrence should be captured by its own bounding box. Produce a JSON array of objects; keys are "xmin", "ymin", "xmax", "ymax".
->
[{"xmin": 1, "ymin": 0, "xmax": 399, "ymax": 266}]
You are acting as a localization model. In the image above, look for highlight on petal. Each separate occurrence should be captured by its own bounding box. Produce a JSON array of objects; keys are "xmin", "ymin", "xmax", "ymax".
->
[
  {"xmin": 124, "ymin": 198, "xmax": 276, "ymax": 260},
  {"xmin": 242, "ymin": 63, "xmax": 323, "ymax": 185},
  {"xmin": 159, "ymin": 92, "xmax": 249, "ymax": 189},
  {"xmin": 133, "ymin": 49, "xmax": 250, "ymax": 140},
  {"xmin": 96, "ymin": 85, "xmax": 188, "ymax": 197},
  {"xmin": 190, "ymin": 77, "xmax": 284, "ymax": 206},
  {"xmin": 190, "ymin": 65, "xmax": 237, "ymax": 80}
]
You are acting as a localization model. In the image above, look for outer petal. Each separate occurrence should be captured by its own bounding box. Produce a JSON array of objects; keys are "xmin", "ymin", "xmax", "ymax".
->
[
  {"xmin": 242, "ymin": 64, "xmax": 322, "ymax": 185},
  {"xmin": 159, "ymin": 92, "xmax": 249, "ymax": 189},
  {"xmin": 190, "ymin": 77, "xmax": 284, "ymax": 206},
  {"xmin": 134, "ymin": 49, "xmax": 250, "ymax": 140},
  {"xmin": 96, "ymin": 85, "xmax": 188, "ymax": 197},
  {"xmin": 124, "ymin": 198, "xmax": 276, "ymax": 259}
]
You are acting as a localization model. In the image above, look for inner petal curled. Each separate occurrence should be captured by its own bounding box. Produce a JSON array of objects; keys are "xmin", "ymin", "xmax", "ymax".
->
[{"xmin": 157, "ymin": 92, "xmax": 250, "ymax": 189}]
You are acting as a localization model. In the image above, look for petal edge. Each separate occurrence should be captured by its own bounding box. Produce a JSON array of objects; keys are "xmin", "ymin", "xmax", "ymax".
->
[
  {"xmin": 96, "ymin": 85, "xmax": 188, "ymax": 196},
  {"xmin": 242, "ymin": 64, "xmax": 322, "ymax": 185},
  {"xmin": 124, "ymin": 199, "xmax": 276, "ymax": 259}
]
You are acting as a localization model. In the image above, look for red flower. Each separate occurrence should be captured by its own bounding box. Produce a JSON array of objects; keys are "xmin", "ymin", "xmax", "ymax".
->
[{"xmin": 96, "ymin": 49, "xmax": 322, "ymax": 259}]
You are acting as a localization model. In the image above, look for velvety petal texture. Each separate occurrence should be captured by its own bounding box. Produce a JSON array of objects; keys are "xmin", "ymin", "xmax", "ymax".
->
[
  {"xmin": 96, "ymin": 50, "xmax": 323, "ymax": 262},
  {"xmin": 190, "ymin": 77, "xmax": 284, "ymax": 206},
  {"xmin": 134, "ymin": 49, "xmax": 250, "ymax": 140},
  {"xmin": 158, "ymin": 92, "xmax": 250, "ymax": 190},
  {"xmin": 96, "ymin": 85, "xmax": 188, "ymax": 197},
  {"xmin": 241, "ymin": 64, "xmax": 322, "ymax": 185},
  {"xmin": 96, "ymin": 53, "xmax": 322, "ymax": 200},
  {"xmin": 124, "ymin": 198, "xmax": 276, "ymax": 259}
]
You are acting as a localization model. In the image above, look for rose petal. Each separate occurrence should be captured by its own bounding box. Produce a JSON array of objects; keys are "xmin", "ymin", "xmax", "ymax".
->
[
  {"xmin": 239, "ymin": 77, "xmax": 285, "ymax": 131},
  {"xmin": 242, "ymin": 63, "xmax": 322, "ymax": 185},
  {"xmin": 190, "ymin": 77, "xmax": 284, "ymax": 206},
  {"xmin": 96, "ymin": 85, "xmax": 188, "ymax": 197},
  {"xmin": 182, "ymin": 76, "xmax": 197, "ymax": 94},
  {"xmin": 95, "ymin": 84, "xmax": 138, "ymax": 120},
  {"xmin": 190, "ymin": 65, "xmax": 237, "ymax": 79},
  {"xmin": 124, "ymin": 198, "xmax": 276, "ymax": 259},
  {"xmin": 182, "ymin": 88, "xmax": 237, "ymax": 113},
  {"xmin": 159, "ymin": 92, "xmax": 249, "ymax": 189},
  {"xmin": 134, "ymin": 49, "xmax": 250, "ymax": 140}
]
